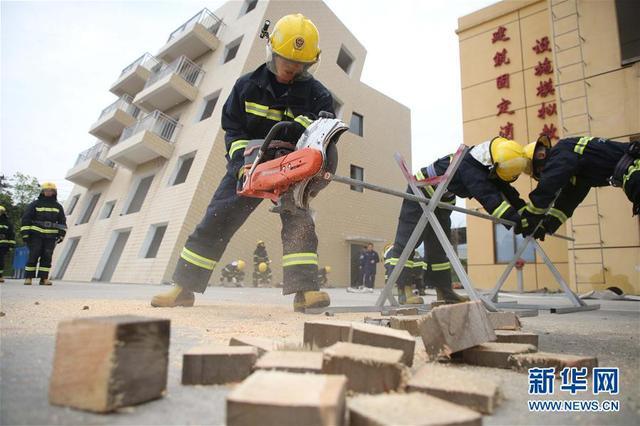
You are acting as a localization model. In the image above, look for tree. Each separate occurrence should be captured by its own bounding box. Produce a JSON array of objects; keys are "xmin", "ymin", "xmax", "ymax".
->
[{"xmin": 8, "ymin": 172, "xmax": 41, "ymax": 206}]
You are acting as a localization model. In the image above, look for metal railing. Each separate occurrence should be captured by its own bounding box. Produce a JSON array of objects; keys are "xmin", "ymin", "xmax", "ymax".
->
[
  {"xmin": 118, "ymin": 110, "xmax": 182, "ymax": 144},
  {"xmin": 97, "ymin": 94, "xmax": 141, "ymax": 121},
  {"xmin": 166, "ymin": 8, "xmax": 224, "ymax": 43},
  {"xmin": 119, "ymin": 52, "xmax": 161, "ymax": 78},
  {"xmin": 143, "ymin": 55, "xmax": 205, "ymax": 89},
  {"xmin": 75, "ymin": 142, "xmax": 115, "ymax": 168}
]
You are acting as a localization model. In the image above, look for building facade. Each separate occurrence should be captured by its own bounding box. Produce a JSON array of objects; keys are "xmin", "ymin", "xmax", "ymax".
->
[
  {"xmin": 54, "ymin": 0, "xmax": 411, "ymax": 287},
  {"xmin": 458, "ymin": 0, "xmax": 639, "ymax": 294}
]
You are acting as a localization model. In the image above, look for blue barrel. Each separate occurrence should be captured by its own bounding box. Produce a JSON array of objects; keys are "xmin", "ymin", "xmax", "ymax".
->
[{"xmin": 12, "ymin": 246, "xmax": 29, "ymax": 279}]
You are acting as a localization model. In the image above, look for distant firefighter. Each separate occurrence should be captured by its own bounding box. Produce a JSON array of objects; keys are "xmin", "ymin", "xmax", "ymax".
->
[{"xmin": 220, "ymin": 260, "xmax": 246, "ymax": 286}]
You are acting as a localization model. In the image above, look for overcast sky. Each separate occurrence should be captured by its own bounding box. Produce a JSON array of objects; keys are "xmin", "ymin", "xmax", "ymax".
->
[{"xmin": 1, "ymin": 0, "xmax": 496, "ymax": 226}]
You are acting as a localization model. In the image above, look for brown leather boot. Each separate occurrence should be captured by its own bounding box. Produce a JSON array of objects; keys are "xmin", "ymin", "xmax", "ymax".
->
[
  {"xmin": 24, "ymin": 278, "xmax": 32, "ymax": 286},
  {"xmin": 293, "ymin": 291, "xmax": 330, "ymax": 312},
  {"xmin": 400, "ymin": 286, "xmax": 424, "ymax": 305},
  {"xmin": 151, "ymin": 285, "xmax": 195, "ymax": 308},
  {"xmin": 436, "ymin": 285, "xmax": 470, "ymax": 304},
  {"xmin": 39, "ymin": 278, "xmax": 53, "ymax": 286}
]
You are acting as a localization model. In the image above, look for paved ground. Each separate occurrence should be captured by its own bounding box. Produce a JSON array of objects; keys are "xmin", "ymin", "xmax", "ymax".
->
[{"xmin": 1, "ymin": 279, "xmax": 638, "ymax": 425}]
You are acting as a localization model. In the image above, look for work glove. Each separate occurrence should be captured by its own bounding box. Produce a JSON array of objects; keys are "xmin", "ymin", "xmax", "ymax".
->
[
  {"xmin": 521, "ymin": 211, "xmax": 544, "ymax": 237},
  {"xmin": 542, "ymin": 216, "xmax": 562, "ymax": 235},
  {"xmin": 513, "ymin": 217, "xmax": 528, "ymax": 235},
  {"xmin": 533, "ymin": 224, "xmax": 546, "ymax": 241}
]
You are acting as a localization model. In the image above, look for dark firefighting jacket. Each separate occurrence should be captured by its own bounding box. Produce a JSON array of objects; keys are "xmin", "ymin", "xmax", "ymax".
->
[
  {"xmin": 0, "ymin": 213, "xmax": 16, "ymax": 247},
  {"xmin": 417, "ymin": 146, "xmax": 527, "ymax": 225},
  {"xmin": 20, "ymin": 193, "xmax": 67, "ymax": 240},
  {"xmin": 253, "ymin": 245, "xmax": 270, "ymax": 265},
  {"xmin": 525, "ymin": 137, "xmax": 627, "ymax": 232},
  {"xmin": 221, "ymin": 64, "xmax": 334, "ymax": 176}
]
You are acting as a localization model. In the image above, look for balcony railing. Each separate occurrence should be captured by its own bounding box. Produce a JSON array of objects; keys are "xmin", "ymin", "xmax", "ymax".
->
[
  {"xmin": 119, "ymin": 52, "xmax": 161, "ymax": 78},
  {"xmin": 75, "ymin": 143, "xmax": 115, "ymax": 167},
  {"xmin": 144, "ymin": 56, "xmax": 205, "ymax": 89},
  {"xmin": 167, "ymin": 8, "xmax": 223, "ymax": 43},
  {"xmin": 119, "ymin": 110, "xmax": 182, "ymax": 144},
  {"xmin": 97, "ymin": 94, "xmax": 141, "ymax": 121}
]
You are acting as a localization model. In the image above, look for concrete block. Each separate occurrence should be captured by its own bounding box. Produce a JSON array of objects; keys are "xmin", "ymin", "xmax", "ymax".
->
[
  {"xmin": 419, "ymin": 301, "xmax": 496, "ymax": 360},
  {"xmin": 382, "ymin": 307, "xmax": 419, "ymax": 316},
  {"xmin": 461, "ymin": 342, "xmax": 537, "ymax": 369},
  {"xmin": 389, "ymin": 315, "xmax": 426, "ymax": 337},
  {"xmin": 182, "ymin": 345, "xmax": 258, "ymax": 385},
  {"xmin": 350, "ymin": 322, "xmax": 416, "ymax": 366},
  {"xmin": 322, "ymin": 342, "xmax": 407, "ymax": 394},
  {"xmin": 303, "ymin": 320, "xmax": 352, "ymax": 349},
  {"xmin": 229, "ymin": 336, "xmax": 278, "ymax": 356},
  {"xmin": 227, "ymin": 371, "xmax": 347, "ymax": 426},
  {"xmin": 254, "ymin": 351, "xmax": 323, "ymax": 374},
  {"xmin": 407, "ymin": 364, "xmax": 501, "ymax": 414},
  {"xmin": 495, "ymin": 330, "xmax": 539, "ymax": 347},
  {"xmin": 348, "ymin": 393, "xmax": 482, "ymax": 426},
  {"xmin": 508, "ymin": 352, "xmax": 598, "ymax": 373},
  {"xmin": 49, "ymin": 315, "xmax": 169, "ymax": 413},
  {"xmin": 487, "ymin": 311, "xmax": 522, "ymax": 330}
]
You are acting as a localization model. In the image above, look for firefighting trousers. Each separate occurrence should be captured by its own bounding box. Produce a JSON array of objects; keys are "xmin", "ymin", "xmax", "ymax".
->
[
  {"xmin": 25, "ymin": 237, "xmax": 56, "ymax": 279},
  {"xmin": 172, "ymin": 165, "xmax": 319, "ymax": 294},
  {"xmin": 362, "ymin": 270, "xmax": 376, "ymax": 289},
  {"xmin": 388, "ymin": 188, "xmax": 453, "ymax": 290},
  {"xmin": 622, "ymin": 159, "xmax": 640, "ymax": 215},
  {"xmin": 0, "ymin": 246, "xmax": 8, "ymax": 277}
]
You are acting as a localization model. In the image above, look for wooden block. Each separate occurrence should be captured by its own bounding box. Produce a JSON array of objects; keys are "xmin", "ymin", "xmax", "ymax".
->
[
  {"xmin": 322, "ymin": 342, "xmax": 407, "ymax": 394},
  {"xmin": 48, "ymin": 315, "xmax": 169, "ymax": 413},
  {"xmin": 495, "ymin": 330, "xmax": 539, "ymax": 347},
  {"xmin": 508, "ymin": 352, "xmax": 598, "ymax": 374},
  {"xmin": 487, "ymin": 311, "xmax": 522, "ymax": 330},
  {"xmin": 229, "ymin": 336, "xmax": 278, "ymax": 356},
  {"xmin": 382, "ymin": 307, "xmax": 419, "ymax": 316},
  {"xmin": 461, "ymin": 342, "xmax": 537, "ymax": 369},
  {"xmin": 303, "ymin": 320, "xmax": 352, "ymax": 349},
  {"xmin": 348, "ymin": 393, "xmax": 482, "ymax": 426},
  {"xmin": 226, "ymin": 371, "xmax": 346, "ymax": 426},
  {"xmin": 407, "ymin": 364, "xmax": 501, "ymax": 414},
  {"xmin": 389, "ymin": 315, "xmax": 426, "ymax": 337},
  {"xmin": 182, "ymin": 345, "xmax": 258, "ymax": 385},
  {"xmin": 350, "ymin": 322, "xmax": 416, "ymax": 366},
  {"xmin": 419, "ymin": 301, "xmax": 496, "ymax": 360},
  {"xmin": 254, "ymin": 351, "xmax": 323, "ymax": 374}
]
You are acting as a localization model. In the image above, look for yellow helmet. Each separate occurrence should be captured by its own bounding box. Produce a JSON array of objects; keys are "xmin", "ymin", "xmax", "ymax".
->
[
  {"xmin": 258, "ymin": 262, "xmax": 268, "ymax": 273},
  {"xmin": 256, "ymin": 240, "xmax": 265, "ymax": 246},
  {"xmin": 41, "ymin": 181, "xmax": 57, "ymax": 191},
  {"xmin": 324, "ymin": 265, "xmax": 331, "ymax": 273},
  {"xmin": 489, "ymin": 137, "xmax": 528, "ymax": 182},
  {"xmin": 236, "ymin": 260, "xmax": 246, "ymax": 271},
  {"xmin": 523, "ymin": 135, "xmax": 552, "ymax": 180},
  {"xmin": 269, "ymin": 14, "xmax": 320, "ymax": 64}
]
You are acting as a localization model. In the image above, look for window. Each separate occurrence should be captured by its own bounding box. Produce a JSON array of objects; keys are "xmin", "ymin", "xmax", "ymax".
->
[
  {"xmin": 171, "ymin": 152, "xmax": 196, "ymax": 186},
  {"xmin": 66, "ymin": 194, "xmax": 80, "ymax": 215},
  {"xmin": 349, "ymin": 112, "xmax": 364, "ymax": 136},
  {"xmin": 100, "ymin": 200, "xmax": 116, "ymax": 219},
  {"xmin": 76, "ymin": 193, "xmax": 101, "ymax": 225},
  {"xmin": 240, "ymin": 0, "xmax": 258, "ymax": 15},
  {"xmin": 124, "ymin": 175, "xmax": 154, "ymax": 215},
  {"xmin": 142, "ymin": 223, "xmax": 168, "ymax": 258},
  {"xmin": 337, "ymin": 45, "xmax": 355, "ymax": 75},
  {"xmin": 224, "ymin": 37, "xmax": 243, "ymax": 63},
  {"xmin": 614, "ymin": 0, "xmax": 640, "ymax": 65},
  {"xmin": 493, "ymin": 223, "xmax": 535, "ymax": 263},
  {"xmin": 350, "ymin": 164, "xmax": 364, "ymax": 192},
  {"xmin": 200, "ymin": 92, "xmax": 220, "ymax": 121}
]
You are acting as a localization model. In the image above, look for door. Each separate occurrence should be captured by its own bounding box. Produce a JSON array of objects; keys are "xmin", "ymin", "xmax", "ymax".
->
[
  {"xmin": 350, "ymin": 243, "xmax": 366, "ymax": 287},
  {"xmin": 98, "ymin": 230, "xmax": 131, "ymax": 282}
]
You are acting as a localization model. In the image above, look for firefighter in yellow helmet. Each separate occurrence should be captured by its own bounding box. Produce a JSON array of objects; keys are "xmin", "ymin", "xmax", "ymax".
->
[
  {"xmin": 386, "ymin": 137, "xmax": 530, "ymax": 304},
  {"xmin": 0, "ymin": 205, "xmax": 17, "ymax": 283},
  {"xmin": 220, "ymin": 259, "xmax": 246, "ymax": 286},
  {"xmin": 317, "ymin": 265, "xmax": 331, "ymax": 287},
  {"xmin": 252, "ymin": 240, "xmax": 272, "ymax": 286},
  {"xmin": 20, "ymin": 182, "xmax": 67, "ymax": 286},
  {"xmin": 151, "ymin": 13, "xmax": 334, "ymax": 311}
]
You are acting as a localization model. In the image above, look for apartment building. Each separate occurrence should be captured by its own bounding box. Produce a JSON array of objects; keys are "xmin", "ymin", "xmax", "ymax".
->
[
  {"xmin": 457, "ymin": 0, "xmax": 639, "ymax": 294},
  {"xmin": 54, "ymin": 0, "xmax": 411, "ymax": 287}
]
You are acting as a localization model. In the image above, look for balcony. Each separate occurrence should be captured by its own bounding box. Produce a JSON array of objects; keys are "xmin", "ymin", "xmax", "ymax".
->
[
  {"xmin": 157, "ymin": 8, "xmax": 224, "ymax": 62},
  {"xmin": 109, "ymin": 53, "xmax": 161, "ymax": 97},
  {"xmin": 106, "ymin": 111, "xmax": 181, "ymax": 170},
  {"xmin": 133, "ymin": 56, "xmax": 204, "ymax": 111},
  {"xmin": 66, "ymin": 143, "xmax": 116, "ymax": 188},
  {"xmin": 88, "ymin": 95, "xmax": 141, "ymax": 143}
]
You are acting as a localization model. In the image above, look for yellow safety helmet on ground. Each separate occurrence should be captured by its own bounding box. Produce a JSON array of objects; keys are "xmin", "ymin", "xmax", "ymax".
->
[
  {"xmin": 258, "ymin": 262, "xmax": 268, "ymax": 273},
  {"xmin": 265, "ymin": 14, "xmax": 320, "ymax": 80},
  {"xmin": 523, "ymin": 135, "xmax": 552, "ymax": 180},
  {"xmin": 41, "ymin": 182, "xmax": 57, "ymax": 191},
  {"xmin": 489, "ymin": 137, "xmax": 528, "ymax": 182},
  {"xmin": 236, "ymin": 260, "xmax": 246, "ymax": 271},
  {"xmin": 324, "ymin": 266, "xmax": 331, "ymax": 273}
]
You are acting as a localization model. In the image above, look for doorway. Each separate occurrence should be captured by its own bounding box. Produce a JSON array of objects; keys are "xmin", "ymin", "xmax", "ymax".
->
[
  {"xmin": 350, "ymin": 243, "xmax": 366, "ymax": 287},
  {"xmin": 95, "ymin": 229, "xmax": 131, "ymax": 282}
]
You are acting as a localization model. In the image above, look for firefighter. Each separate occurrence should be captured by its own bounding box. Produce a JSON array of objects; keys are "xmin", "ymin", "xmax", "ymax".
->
[
  {"xmin": 151, "ymin": 14, "xmax": 333, "ymax": 311},
  {"xmin": 252, "ymin": 240, "xmax": 272, "ymax": 286},
  {"xmin": 388, "ymin": 137, "xmax": 530, "ymax": 304},
  {"xmin": 0, "ymin": 205, "xmax": 16, "ymax": 283},
  {"xmin": 220, "ymin": 260, "xmax": 246, "ymax": 286},
  {"xmin": 20, "ymin": 182, "xmax": 67, "ymax": 285},
  {"xmin": 522, "ymin": 135, "xmax": 640, "ymax": 239},
  {"xmin": 360, "ymin": 243, "xmax": 379, "ymax": 293},
  {"xmin": 317, "ymin": 265, "xmax": 331, "ymax": 287}
]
